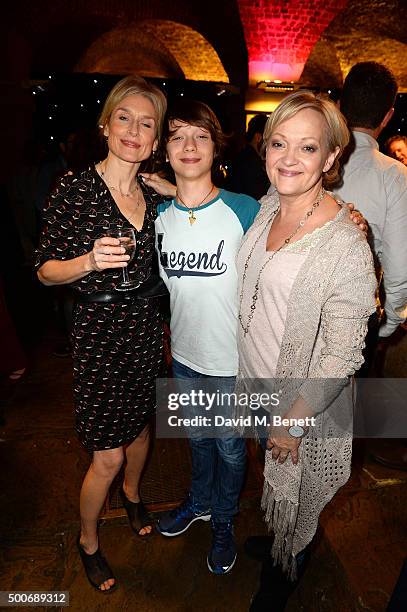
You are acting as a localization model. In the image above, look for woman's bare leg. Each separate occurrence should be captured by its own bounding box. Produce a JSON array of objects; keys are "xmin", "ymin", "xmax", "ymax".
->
[
  {"xmin": 123, "ymin": 425, "xmax": 151, "ymax": 535},
  {"xmin": 79, "ymin": 446, "xmax": 124, "ymax": 590}
]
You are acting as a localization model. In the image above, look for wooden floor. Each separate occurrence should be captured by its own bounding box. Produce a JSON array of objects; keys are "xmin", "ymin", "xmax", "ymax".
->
[{"xmin": 0, "ymin": 326, "xmax": 406, "ymax": 611}]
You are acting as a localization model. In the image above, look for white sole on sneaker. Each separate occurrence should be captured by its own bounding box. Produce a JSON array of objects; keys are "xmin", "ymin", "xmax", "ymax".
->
[
  {"xmin": 207, "ymin": 552, "xmax": 237, "ymax": 575},
  {"xmin": 157, "ymin": 513, "xmax": 211, "ymax": 537}
]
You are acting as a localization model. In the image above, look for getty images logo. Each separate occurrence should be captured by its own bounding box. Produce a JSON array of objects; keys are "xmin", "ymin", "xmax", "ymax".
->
[{"xmin": 157, "ymin": 233, "xmax": 228, "ymax": 278}]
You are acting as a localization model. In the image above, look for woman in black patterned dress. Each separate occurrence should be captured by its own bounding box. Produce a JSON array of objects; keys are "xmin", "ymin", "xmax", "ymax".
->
[{"xmin": 36, "ymin": 76, "xmax": 167, "ymax": 592}]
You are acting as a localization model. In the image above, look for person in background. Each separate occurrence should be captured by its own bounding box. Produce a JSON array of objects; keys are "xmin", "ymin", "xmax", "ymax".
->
[
  {"xmin": 337, "ymin": 62, "xmax": 407, "ymax": 345},
  {"xmin": 385, "ymin": 134, "xmax": 407, "ymax": 167},
  {"xmin": 36, "ymin": 75, "xmax": 167, "ymax": 592},
  {"xmin": 339, "ymin": 65, "xmax": 407, "ymax": 472},
  {"xmin": 227, "ymin": 113, "xmax": 270, "ymax": 200}
]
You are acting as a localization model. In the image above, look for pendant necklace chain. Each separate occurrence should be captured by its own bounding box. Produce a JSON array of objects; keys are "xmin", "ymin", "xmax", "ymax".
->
[
  {"xmin": 100, "ymin": 162, "xmax": 140, "ymax": 199},
  {"xmin": 99, "ymin": 162, "xmax": 142, "ymax": 227},
  {"xmin": 238, "ymin": 188, "xmax": 325, "ymax": 337},
  {"xmin": 177, "ymin": 184, "xmax": 215, "ymax": 225}
]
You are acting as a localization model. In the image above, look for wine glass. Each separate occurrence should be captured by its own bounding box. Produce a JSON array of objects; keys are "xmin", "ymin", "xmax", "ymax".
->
[{"xmin": 109, "ymin": 227, "xmax": 138, "ymax": 291}]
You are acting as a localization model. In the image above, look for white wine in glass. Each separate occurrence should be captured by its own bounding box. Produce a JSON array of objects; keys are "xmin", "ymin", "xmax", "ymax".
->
[{"xmin": 109, "ymin": 227, "xmax": 138, "ymax": 291}]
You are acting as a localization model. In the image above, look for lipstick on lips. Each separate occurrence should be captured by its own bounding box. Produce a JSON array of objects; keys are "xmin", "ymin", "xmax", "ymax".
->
[
  {"xmin": 121, "ymin": 140, "xmax": 140, "ymax": 148},
  {"xmin": 179, "ymin": 157, "xmax": 201, "ymax": 163},
  {"xmin": 278, "ymin": 168, "xmax": 302, "ymax": 176}
]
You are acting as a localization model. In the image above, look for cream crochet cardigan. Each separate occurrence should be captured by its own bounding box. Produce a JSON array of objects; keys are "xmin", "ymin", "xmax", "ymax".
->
[{"xmin": 237, "ymin": 192, "xmax": 377, "ymax": 577}]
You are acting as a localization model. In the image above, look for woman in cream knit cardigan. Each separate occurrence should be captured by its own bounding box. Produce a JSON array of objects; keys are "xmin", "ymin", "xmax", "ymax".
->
[{"xmin": 236, "ymin": 92, "xmax": 377, "ymax": 607}]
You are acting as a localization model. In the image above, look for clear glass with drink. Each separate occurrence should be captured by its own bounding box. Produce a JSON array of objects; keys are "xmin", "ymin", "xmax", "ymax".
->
[{"xmin": 109, "ymin": 227, "xmax": 138, "ymax": 291}]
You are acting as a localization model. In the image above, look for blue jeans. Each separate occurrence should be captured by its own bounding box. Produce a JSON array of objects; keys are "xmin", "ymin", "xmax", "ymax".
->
[{"xmin": 172, "ymin": 358, "xmax": 246, "ymax": 522}]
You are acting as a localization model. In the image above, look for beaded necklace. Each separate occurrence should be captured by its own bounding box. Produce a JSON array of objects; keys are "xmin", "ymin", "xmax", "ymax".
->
[{"xmin": 238, "ymin": 188, "xmax": 325, "ymax": 337}]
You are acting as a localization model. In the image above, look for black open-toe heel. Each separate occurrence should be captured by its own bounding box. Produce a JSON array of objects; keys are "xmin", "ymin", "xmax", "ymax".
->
[
  {"xmin": 77, "ymin": 535, "xmax": 116, "ymax": 593},
  {"xmin": 120, "ymin": 489, "xmax": 153, "ymax": 538}
]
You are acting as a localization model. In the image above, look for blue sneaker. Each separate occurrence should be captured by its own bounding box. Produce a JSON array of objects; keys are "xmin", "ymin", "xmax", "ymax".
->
[
  {"xmin": 207, "ymin": 519, "xmax": 237, "ymax": 575},
  {"xmin": 157, "ymin": 497, "xmax": 211, "ymax": 537}
]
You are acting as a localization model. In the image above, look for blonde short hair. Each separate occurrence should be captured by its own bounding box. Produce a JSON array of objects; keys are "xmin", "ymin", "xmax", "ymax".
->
[
  {"xmin": 98, "ymin": 75, "xmax": 167, "ymax": 142},
  {"xmin": 263, "ymin": 90, "xmax": 350, "ymax": 187}
]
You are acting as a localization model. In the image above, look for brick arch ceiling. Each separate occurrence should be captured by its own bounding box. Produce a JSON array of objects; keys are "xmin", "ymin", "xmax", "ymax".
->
[
  {"xmin": 333, "ymin": 35, "xmax": 406, "ymax": 90},
  {"xmin": 75, "ymin": 20, "xmax": 229, "ymax": 83},
  {"xmin": 301, "ymin": 39, "xmax": 343, "ymax": 89},
  {"xmin": 5, "ymin": 0, "xmax": 406, "ymax": 90},
  {"xmin": 75, "ymin": 26, "xmax": 184, "ymax": 78},
  {"xmin": 321, "ymin": 0, "xmax": 407, "ymax": 91},
  {"xmin": 236, "ymin": 0, "xmax": 349, "ymax": 84},
  {"xmin": 140, "ymin": 20, "xmax": 229, "ymax": 83}
]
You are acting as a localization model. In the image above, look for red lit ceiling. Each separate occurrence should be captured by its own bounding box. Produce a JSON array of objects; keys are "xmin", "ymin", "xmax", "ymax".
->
[{"xmin": 237, "ymin": 0, "xmax": 349, "ymax": 84}]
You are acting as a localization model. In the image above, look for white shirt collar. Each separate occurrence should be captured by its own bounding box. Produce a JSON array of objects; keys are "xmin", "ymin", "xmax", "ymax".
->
[{"xmin": 352, "ymin": 130, "xmax": 379, "ymax": 151}]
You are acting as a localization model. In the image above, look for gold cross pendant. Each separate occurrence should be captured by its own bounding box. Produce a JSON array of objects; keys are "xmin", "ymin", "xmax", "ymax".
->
[{"xmin": 188, "ymin": 210, "xmax": 196, "ymax": 225}]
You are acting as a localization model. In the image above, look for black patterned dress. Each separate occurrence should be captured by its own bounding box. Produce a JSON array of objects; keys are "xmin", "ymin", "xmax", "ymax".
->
[{"xmin": 35, "ymin": 167, "xmax": 164, "ymax": 451}]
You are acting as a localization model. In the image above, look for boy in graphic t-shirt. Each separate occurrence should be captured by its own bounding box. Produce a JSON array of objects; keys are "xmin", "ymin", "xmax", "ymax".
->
[{"xmin": 150, "ymin": 99, "xmax": 260, "ymax": 575}]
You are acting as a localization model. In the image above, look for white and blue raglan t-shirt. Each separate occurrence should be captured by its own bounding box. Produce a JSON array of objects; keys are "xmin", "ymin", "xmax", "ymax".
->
[{"xmin": 155, "ymin": 189, "xmax": 260, "ymax": 376}]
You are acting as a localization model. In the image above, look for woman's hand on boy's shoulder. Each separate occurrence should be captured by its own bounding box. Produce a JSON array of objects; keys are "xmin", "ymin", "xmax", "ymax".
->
[
  {"xmin": 139, "ymin": 173, "xmax": 176, "ymax": 197},
  {"xmin": 346, "ymin": 202, "xmax": 368, "ymax": 234}
]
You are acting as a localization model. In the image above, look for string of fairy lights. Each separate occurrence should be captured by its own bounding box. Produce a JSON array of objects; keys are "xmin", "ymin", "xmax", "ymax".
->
[
  {"xmin": 30, "ymin": 74, "xmax": 235, "ymax": 149},
  {"xmin": 30, "ymin": 73, "xmax": 406, "ymax": 152}
]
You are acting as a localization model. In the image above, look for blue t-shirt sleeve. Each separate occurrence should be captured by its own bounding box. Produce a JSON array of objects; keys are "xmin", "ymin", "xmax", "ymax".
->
[
  {"xmin": 221, "ymin": 190, "xmax": 261, "ymax": 233},
  {"xmin": 156, "ymin": 199, "xmax": 173, "ymax": 216}
]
